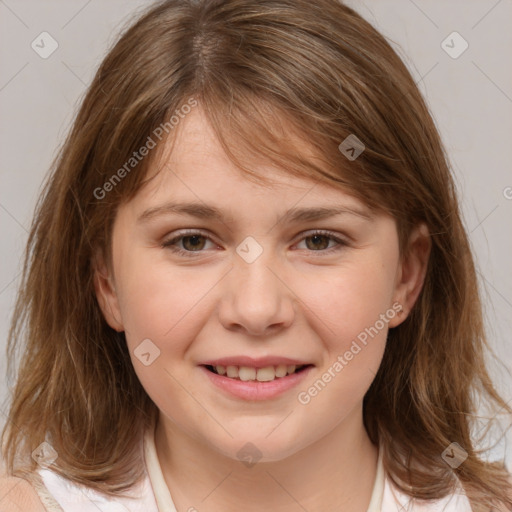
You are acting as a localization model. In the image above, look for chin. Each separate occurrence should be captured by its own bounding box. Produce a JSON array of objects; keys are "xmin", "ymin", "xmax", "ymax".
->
[{"xmin": 207, "ymin": 428, "xmax": 309, "ymax": 465}]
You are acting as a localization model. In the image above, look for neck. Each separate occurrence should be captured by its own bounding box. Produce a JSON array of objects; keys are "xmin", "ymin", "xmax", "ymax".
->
[{"xmin": 154, "ymin": 408, "xmax": 379, "ymax": 512}]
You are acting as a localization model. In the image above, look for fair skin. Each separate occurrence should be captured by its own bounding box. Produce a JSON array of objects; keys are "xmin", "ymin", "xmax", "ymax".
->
[{"xmin": 94, "ymin": 107, "xmax": 430, "ymax": 512}]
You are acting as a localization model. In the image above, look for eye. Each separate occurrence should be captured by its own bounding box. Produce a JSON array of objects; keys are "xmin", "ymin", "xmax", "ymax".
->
[
  {"xmin": 161, "ymin": 230, "xmax": 217, "ymax": 256},
  {"xmin": 294, "ymin": 230, "xmax": 348, "ymax": 254},
  {"xmin": 162, "ymin": 229, "xmax": 348, "ymax": 257}
]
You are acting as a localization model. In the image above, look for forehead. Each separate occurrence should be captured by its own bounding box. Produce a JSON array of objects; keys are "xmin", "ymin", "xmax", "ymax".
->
[{"xmin": 128, "ymin": 107, "xmax": 371, "ymax": 218}]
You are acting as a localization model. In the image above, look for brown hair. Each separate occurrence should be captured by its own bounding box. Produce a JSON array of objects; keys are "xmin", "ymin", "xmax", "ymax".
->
[{"xmin": 2, "ymin": 0, "xmax": 511, "ymax": 509}]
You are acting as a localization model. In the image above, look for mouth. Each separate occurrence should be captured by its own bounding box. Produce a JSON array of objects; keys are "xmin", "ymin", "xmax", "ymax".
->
[
  {"xmin": 202, "ymin": 363, "xmax": 313, "ymax": 382},
  {"xmin": 199, "ymin": 361, "xmax": 315, "ymax": 400}
]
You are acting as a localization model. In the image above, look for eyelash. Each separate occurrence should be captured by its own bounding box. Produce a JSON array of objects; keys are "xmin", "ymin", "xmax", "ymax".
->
[{"xmin": 161, "ymin": 229, "xmax": 348, "ymax": 257}]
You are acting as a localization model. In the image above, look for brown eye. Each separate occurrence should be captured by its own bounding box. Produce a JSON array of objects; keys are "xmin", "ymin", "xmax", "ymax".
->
[
  {"xmin": 304, "ymin": 234, "xmax": 331, "ymax": 251},
  {"xmin": 162, "ymin": 230, "xmax": 215, "ymax": 256},
  {"xmin": 181, "ymin": 235, "xmax": 207, "ymax": 251},
  {"xmin": 295, "ymin": 230, "xmax": 348, "ymax": 254}
]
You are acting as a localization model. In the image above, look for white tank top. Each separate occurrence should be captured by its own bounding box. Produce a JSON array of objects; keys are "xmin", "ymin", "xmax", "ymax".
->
[{"xmin": 27, "ymin": 423, "xmax": 472, "ymax": 511}]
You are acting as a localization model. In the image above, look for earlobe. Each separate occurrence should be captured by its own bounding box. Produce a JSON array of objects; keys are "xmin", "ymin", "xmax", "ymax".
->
[
  {"xmin": 92, "ymin": 249, "xmax": 124, "ymax": 332},
  {"xmin": 388, "ymin": 223, "xmax": 431, "ymax": 328}
]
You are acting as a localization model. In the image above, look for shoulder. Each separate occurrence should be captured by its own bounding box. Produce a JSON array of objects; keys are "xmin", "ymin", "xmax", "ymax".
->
[
  {"xmin": 0, "ymin": 472, "xmax": 47, "ymax": 512},
  {"xmin": 381, "ymin": 476, "xmax": 473, "ymax": 511}
]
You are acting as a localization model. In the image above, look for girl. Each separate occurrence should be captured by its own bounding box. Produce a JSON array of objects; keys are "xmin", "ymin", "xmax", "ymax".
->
[{"xmin": 1, "ymin": 0, "xmax": 511, "ymax": 510}]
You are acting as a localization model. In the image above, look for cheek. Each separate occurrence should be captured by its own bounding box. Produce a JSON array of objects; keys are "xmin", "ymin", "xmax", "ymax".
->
[
  {"xmin": 297, "ymin": 259, "xmax": 397, "ymax": 346},
  {"xmin": 291, "ymin": 251, "xmax": 398, "ymax": 423},
  {"xmin": 113, "ymin": 253, "xmax": 211, "ymax": 420},
  {"xmin": 114, "ymin": 252, "xmax": 220, "ymax": 352},
  {"xmin": 292, "ymin": 257, "xmax": 395, "ymax": 406},
  {"xmin": 294, "ymin": 266, "xmax": 391, "ymax": 421}
]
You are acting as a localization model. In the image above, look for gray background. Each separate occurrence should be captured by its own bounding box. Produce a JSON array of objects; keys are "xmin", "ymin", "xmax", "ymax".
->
[{"xmin": 1, "ymin": 0, "xmax": 511, "ymax": 468}]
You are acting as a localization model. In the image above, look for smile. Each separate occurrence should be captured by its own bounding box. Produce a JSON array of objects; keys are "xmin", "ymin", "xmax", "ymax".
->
[
  {"xmin": 204, "ymin": 364, "xmax": 310, "ymax": 382},
  {"xmin": 200, "ymin": 363, "xmax": 314, "ymax": 400}
]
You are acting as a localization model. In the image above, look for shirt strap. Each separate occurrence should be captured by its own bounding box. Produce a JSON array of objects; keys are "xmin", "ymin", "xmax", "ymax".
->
[{"xmin": 15, "ymin": 469, "xmax": 65, "ymax": 512}]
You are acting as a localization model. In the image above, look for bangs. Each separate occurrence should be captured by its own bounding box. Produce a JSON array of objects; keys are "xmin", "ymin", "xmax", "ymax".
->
[{"xmin": 130, "ymin": 89, "xmax": 388, "ymax": 214}]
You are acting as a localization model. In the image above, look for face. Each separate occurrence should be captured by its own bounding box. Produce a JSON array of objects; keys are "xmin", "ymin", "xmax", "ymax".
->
[{"xmin": 95, "ymin": 107, "xmax": 428, "ymax": 462}]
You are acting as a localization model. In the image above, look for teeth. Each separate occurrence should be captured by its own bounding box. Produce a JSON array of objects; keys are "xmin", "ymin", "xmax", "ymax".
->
[
  {"xmin": 238, "ymin": 367, "xmax": 256, "ymax": 381},
  {"xmin": 226, "ymin": 366, "xmax": 238, "ymax": 378},
  {"xmin": 275, "ymin": 364, "xmax": 288, "ymax": 377},
  {"xmin": 256, "ymin": 366, "xmax": 275, "ymax": 382},
  {"xmin": 210, "ymin": 364, "xmax": 306, "ymax": 381},
  {"xmin": 215, "ymin": 365, "xmax": 226, "ymax": 375}
]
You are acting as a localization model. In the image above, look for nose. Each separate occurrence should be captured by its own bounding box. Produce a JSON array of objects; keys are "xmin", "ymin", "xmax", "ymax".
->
[{"xmin": 217, "ymin": 248, "xmax": 295, "ymax": 337}]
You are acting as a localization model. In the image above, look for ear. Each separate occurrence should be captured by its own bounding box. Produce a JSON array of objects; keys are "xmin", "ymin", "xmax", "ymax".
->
[
  {"xmin": 92, "ymin": 248, "xmax": 124, "ymax": 332},
  {"xmin": 388, "ymin": 223, "xmax": 431, "ymax": 328}
]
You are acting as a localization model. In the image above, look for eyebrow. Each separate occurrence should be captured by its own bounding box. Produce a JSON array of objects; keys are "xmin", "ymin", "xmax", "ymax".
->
[{"xmin": 137, "ymin": 201, "xmax": 373, "ymax": 225}]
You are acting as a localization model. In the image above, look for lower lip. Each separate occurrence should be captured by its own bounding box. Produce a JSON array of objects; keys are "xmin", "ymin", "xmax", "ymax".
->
[{"xmin": 200, "ymin": 365, "xmax": 314, "ymax": 401}]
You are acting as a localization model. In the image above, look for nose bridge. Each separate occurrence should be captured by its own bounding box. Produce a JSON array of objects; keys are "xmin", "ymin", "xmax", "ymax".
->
[{"xmin": 218, "ymin": 236, "xmax": 294, "ymax": 335}]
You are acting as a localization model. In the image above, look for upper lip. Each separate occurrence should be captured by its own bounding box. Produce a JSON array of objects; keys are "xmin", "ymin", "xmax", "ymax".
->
[{"xmin": 200, "ymin": 356, "xmax": 313, "ymax": 368}]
